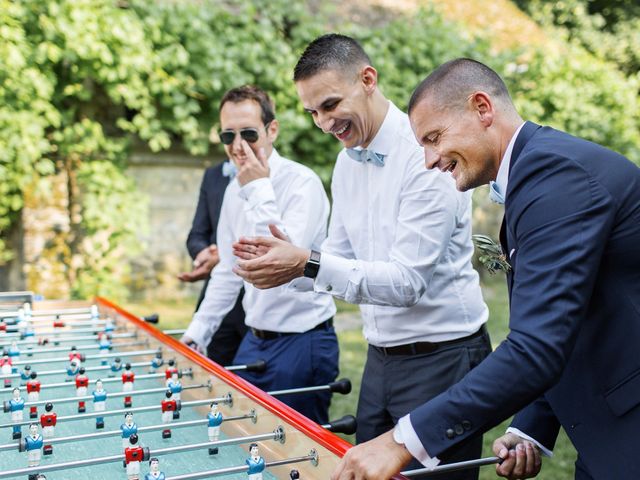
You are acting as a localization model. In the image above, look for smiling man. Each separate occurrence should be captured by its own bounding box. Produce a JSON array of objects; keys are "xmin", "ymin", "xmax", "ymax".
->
[
  {"xmin": 181, "ymin": 85, "xmax": 338, "ymax": 424},
  {"xmin": 232, "ymin": 34, "xmax": 490, "ymax": 478}
]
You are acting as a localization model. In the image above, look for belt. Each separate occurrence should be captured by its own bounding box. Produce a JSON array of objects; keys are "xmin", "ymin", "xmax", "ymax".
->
[
  {"xmin": 373, "ymin": 325, "xmax": 487, "ymax": 356},
  {"xmin": 250, "ymin": 318, "xmax": 333, "ymax": 341}
]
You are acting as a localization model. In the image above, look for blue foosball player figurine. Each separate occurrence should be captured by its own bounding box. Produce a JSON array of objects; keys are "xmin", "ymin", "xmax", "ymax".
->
[
  {"xmin": 92, "ymin": 379, "xmax": 108, "ymax": 429},
  {"xmin": 120, "ymin": 411, "xmax": 138, "ymax": 449},
  {"xmin": 8, "ymin": 387, "xmax": 25, "ymax": 439},
  {"xmin": 207, "ymin": 401, "xmax": 223, "ymax": 455},
  {"xmin": 246, "ymin": 443, "xmax": 265, "ymax": 480},
  {"xmin": 144, "ymin": 457, "xmax": 166, "ymax": 480},
  {"xmin": 149, "ymin": 351, "xmax": 163, "ymax": 374},
  {"xmin": 19, "ymin": 423, "xmax": 43, "ymax": 467},
  {"xmin": 110, "ymin": 357, "xmax": 123, "ymax": 378},
  {"xmin": 20, "ymin": 365, "xmax": 32, "ymax": 386}
]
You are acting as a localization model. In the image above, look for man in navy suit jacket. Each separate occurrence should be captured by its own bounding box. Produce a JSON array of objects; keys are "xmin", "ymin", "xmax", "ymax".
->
[
  {"xmin": 178, "ymin": 162, "xmax": 246, "ymax": 366},
  {"xmin": 332, "ymin": 58, "xmax": 640, "ymax": 480}
]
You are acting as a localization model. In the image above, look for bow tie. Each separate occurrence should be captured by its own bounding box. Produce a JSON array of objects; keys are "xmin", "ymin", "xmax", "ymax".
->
[
  {"xmin": 222, "ymin": 161, "xmax": 237, "ymax": 179},
  {"xmin": 346, "ymin": 148, "xmax": 386, "ymax": 167},
  {"xmin": 489, "ymin": 181, "xmax": 505, "ymax": 204}
]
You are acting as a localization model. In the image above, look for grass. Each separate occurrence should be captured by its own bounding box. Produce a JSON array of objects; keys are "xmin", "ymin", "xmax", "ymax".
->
[{"xmin": 122, "ymin": 279, "xmax": 576, "ymax": 479}]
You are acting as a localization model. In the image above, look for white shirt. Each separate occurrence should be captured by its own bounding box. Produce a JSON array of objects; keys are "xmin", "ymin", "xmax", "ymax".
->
[
  {"xmin": 291, "ymin": 102, "xmax": 488, "ymax": 347},
  {"xmin": 184, "ymin": 149, "xmax": 336, "ymax": 349},
  {"xmin": 493, "ymin": 122, "xmax": 525, "ymax": 200}
]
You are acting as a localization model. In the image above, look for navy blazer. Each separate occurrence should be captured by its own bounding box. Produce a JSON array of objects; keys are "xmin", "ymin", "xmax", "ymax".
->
[
  {"xmin": 186, "ymin": 163, "xmax": 230, "ymax": 260},
  {"xmin": 409, "ymin": 122, "xmax": 640, "ymax": 478}
]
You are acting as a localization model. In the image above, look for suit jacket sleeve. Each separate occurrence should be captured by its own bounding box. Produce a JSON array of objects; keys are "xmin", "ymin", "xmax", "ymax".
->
[
  {"xmin": 407, "ymin": 151, "xmax": 616, "ymax": 456},
  {"xmin": 187, "ymin": 166, "xmax": 227, "ymax": 259}
]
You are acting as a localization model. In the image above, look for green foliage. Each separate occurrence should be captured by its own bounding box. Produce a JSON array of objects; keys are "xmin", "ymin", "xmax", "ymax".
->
[{"xmin": 3, "ymin": 0, "xmax": 640, "ymax": 297}]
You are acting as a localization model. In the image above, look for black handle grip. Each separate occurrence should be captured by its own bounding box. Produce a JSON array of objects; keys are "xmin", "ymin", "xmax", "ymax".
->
[
  {"xmin": 325, "ymin": 414, "xmax": 357, "ymax": 435},
  {"xmin": 143, "ymin": 313, "xmax": 159, "ymax": 324},
  {"xmin": 245, "ymin": 359, "xmax": 267, "ymax": 373},
  {"xmin": 328, "ymin": 378, "xmax": 352, "ymax": 395}
]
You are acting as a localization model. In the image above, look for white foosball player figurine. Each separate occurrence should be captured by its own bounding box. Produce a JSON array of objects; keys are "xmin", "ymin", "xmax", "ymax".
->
[
  {"xmin": 120, "ymin": 411, "xmax": 138, "ymax": 449},
  {"xmin": 167, "ymin": 372, "xmax": 182, "ymax": 401},
  {"xmin": 26, "ymin": 371, "xmax": 41, "ymax": 418},
  {"xmin": 92, "ymin": 379, "xmax": 107, "ymax": 429},
  {"xmin": 207, "ymin": 401, "xmax": 223, "ymax": 455},
  {"xmin": 8, "ymin": 387, "xmax": 25, "ymax": 439},
  {"xmin": 122, "ymin": 363, "xmax": 135, "ymax": 408},
  {"xmin": 20, "ymin": 423, "xmax": 43, "ymax": 467},
  {"xmin": 75, "ymin": 367, "xmax": 89, "ymax": 413},
  {"xmin": 124, "ymin": 433, "xmax": 149, "ymax": 480},
  {"xmin": 40, "ymin": 402, "xmax": 56, "ymax": 455}
]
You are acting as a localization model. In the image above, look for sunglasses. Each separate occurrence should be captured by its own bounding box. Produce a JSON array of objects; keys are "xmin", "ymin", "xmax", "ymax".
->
[{"xmin": 219, "ymin": 122, "xmax": 271, "ymax": 145}]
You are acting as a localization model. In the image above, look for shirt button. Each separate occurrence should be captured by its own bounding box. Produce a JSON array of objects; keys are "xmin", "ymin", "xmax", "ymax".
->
[
  {"xmin": 454, "ymin": 424, "xmax": 464, "ymax": 436},
  {"xmin": 445, "ymin": 428, "xmax": 455, "ymax": 439},
  {"xmin": 326, "ymin": 285, "xmax": 333, "ymax": 292}
]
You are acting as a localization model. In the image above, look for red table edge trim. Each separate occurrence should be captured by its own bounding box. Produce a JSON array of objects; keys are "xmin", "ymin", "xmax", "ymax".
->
[{"xmin": 95, "ymin": 297, "xmax": 358, "ymax": 454}]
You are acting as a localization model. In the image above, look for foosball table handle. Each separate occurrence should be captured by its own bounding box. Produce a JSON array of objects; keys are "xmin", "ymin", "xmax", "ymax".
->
[
  {"xmin": 328, "ymin": 378, "xmax": 352, "ymax": 395},
  {"xmin": 142, "ymin": 314, "xmax": 159, "ymax": 324},
  {"xmin": 244, "ymin": 359, "xmax": 267, "ymax": 373},
  {"xmin": 323, "ymin": 415, "xmax": 357, "ymax": 435}
]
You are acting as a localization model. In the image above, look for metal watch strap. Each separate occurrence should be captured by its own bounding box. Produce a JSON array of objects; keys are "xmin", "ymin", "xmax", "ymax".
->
[{"xmin": 303, "ymin": 250, "xmax": 321, "ymax": 279}]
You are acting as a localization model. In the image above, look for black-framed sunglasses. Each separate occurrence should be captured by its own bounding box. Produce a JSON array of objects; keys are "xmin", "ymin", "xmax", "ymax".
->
[{"xmin": 219, "ymin": 122, "xmax": 271, "ymax": 145}]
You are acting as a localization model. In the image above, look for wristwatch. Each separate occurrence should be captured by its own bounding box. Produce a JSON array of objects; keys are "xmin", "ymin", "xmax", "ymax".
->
[{"xmin": 303, "ymin": 250, "xmax": 321, "ymax": 279}]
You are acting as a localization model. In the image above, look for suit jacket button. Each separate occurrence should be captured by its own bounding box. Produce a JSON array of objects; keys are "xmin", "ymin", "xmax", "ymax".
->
[
  {"xmin": 446, "ymin": 428, "xmax": 455, "ymax": 439},
  {"xmin": 462, "ymin": 420, "xmax": 472, "ymax": 431},
  {"xmin": 454, "ymin": 424, "xmax": 464, "ymax": 436}
]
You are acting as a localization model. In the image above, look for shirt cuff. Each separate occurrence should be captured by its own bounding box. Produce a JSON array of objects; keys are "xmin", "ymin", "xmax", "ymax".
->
[
  {"xmin": 287, "ymin": 277, "xmax": 315, "ymax": 292},
  {"xmin": 395, "ymin": 414, "xmax": 440, "ymax": 469},
  {"xmin": 314, "ymin": 252, "xmax": 355, "ymax": 296},
  {"xmin": 505, "ymin": 427, "xmax": 554, "ymax": 458},
  {"xmin": 238, "ymin": 177, "xmax": 275, "ymax": 208},
  {"xmin": 183, "ymin": 318, "xmax": 212, "ymax": 351}
]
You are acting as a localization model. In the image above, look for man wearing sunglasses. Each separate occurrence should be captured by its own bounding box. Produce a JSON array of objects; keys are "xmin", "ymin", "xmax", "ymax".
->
[
  {"xmin": 232, "ymin": 35, "xmax": 490, "ymax": 478},
  {"xmin": 181, "ymin": 85, "xmax": 338, "ymax": 424}
]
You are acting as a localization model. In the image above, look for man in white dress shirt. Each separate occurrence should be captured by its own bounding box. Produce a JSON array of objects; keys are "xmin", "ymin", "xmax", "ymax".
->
[
  {"xmin": 181, "ymin": 85, "xmax": 338, "ymax": 424},
  {"xmin": 233, "ymin": 35, "xmax": 490, "ymax": 477}
]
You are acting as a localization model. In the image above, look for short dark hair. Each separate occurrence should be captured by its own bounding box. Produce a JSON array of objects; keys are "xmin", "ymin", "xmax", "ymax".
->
[
  {"xmin": 294, "ymin": 33, "xmax": 371, "ymax": 82},
  {"xmin": 219, "ymin": 85, "xmax": 275, "ymax": 125},
  {"xmin": 408, "ymin": 58, "xmax": 512, "ymax": 115}
]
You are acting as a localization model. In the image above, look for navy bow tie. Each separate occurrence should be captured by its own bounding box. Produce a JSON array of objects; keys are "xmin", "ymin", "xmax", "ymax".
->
[
  {"xmin": 222, "ymin": 161, "xmax": 237, "ymax": 179},
  {"xmin": 346, "ymin": 148, "xmax": 386, "ymax": 167}
]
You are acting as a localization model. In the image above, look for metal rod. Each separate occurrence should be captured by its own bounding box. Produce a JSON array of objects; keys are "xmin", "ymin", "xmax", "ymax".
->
[
  {"xmin": 401, "ymin": 456, "xmax": 501, "ymax": 477},
  {"xmin": 0, "ymin": 358, "xmax": 166, "ymax": 380},
  {"xmin": 267, "ymin": 384, "xmax": 331, "ymax": 396},
  {"xmin": 167, "ymin": 452, "xmax": 315, "ymax": 480},
  {"xmin": 6, "ymin": 339, "xmax": 147, "ymax": 356},
  {"xmin": 12, "ymin": 348, "xmax": 160, "ymax": 366},
  {"xmin": 0, "ymin": 412, "xmax": 255, "ymax": 452},
  {"xmin": 161, "ymin": 329, "xmax": 187, "ymax": 336},
  {"xmin": 14, "ymin": 382, "xmax": 209, "ymax": 409},
  {"xmin": 15, "ymin": 369, "xmax": 191, "ymax": 392},
  {"xmin": 0, "ymin": 427, "xmax": 282, "ymax": 478},
  {"xmin": 0, "ymin": 396, "xmax": 228, "ymax": 429},
  {"xmin": 0, "ymin": 331, "xmax": 136, "ymax": 348},
  {"xmin": 0, "ymin": 325, "xmax": 117, "ymax": 338}
]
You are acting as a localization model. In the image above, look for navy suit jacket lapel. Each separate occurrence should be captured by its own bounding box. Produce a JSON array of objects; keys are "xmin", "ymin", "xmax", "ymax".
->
[{"xmin": 500, "ymin": 121, "xmax": 541, "ymax": 294}]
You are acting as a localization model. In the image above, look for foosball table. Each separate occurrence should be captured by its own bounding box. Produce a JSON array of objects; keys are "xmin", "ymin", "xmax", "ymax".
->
[{"xmin": 0, "ymin": 295, "xmax": 358, "ymax": 480}]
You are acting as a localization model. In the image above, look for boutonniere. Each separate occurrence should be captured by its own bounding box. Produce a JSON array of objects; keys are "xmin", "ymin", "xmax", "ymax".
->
[{"xmin": 472, "ymin": 234, "xmax": 511, "ymax": 274}]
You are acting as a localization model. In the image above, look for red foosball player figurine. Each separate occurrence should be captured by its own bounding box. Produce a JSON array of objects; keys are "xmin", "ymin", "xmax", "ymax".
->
[
  {"xmin": 69, "ymin": 346, "xmax": 83, "ymax": 363},
  {"xmin": 122, "ymin": 363, "xmax": 135, "ymax": 408},
  {"xmin": 75, "ymin": 367, "xmax": 89, "ymax": 413},
  {"xmin": 39, "ymin": 402, "xmax": 56, "ymax": 455},
  {"xmin": 26, "ymin": 372, "xmax": 41, "ymax": 418},
  {"xmin": 124, "ymin": 433, "xmax": 149, "ymax": 480},
  {"xmin": 1, "ymin": 353, "xmax": 13, "ymax": 388},
  {"xmin": 160, "ymin": 390, "xmax": 180, "ymax": 439},
  {"xmin": 164, "ymin": 360, "xmax": 178, "ymax": 387}
]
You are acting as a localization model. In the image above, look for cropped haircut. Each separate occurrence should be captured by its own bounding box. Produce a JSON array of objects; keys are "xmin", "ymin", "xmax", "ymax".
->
[
  {"xmin": 408, "ymin": 58, "xmax": 513, "ymax": 115},
  {"xmin": 294, "ymin": 33, "xmax": 371, "ymax": 82},
  {"xmin": 219, "ymin": 85, "xmax": 275, "ymax": 125}
]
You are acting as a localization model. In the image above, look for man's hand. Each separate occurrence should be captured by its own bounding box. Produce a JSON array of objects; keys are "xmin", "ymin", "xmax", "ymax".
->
[
  {"xmin": 179, "ymin": 335, "xmax": 206, "ymax": 355},
  {"xmin": 493, "ymin": 433, "xmax": 542, "ymax": 479},
  {"xmin": 331, "ymin": 430, "xmax": 413, "ymax": 480},
  {"xmin": 237, "ymin": 141, "xmax": 270, "ymax": 186},
  {"xmin": 232, "ymin": 225, "xmax": 308, "ymax": 289},
  {"xmin": 178, "ymin": 245, "xmax": 219, "ymax": 282}
]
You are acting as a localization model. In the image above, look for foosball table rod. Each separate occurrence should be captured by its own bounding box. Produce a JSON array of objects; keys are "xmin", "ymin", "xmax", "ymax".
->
[
  {"xmin": 12, "ymin": 348, "xmax": 162, "ymax": 366},
  {"xmin": 0, "ymin": 426, "xmax": 288, "ymax": 478},
  {"xmin": 0, "ymin": 331, "xmax": 136, "ymax": 348},
  {"xmin": 0, "ymin": 411, "xmax": 258, "ymax": 452},
  {"xmin": 6, "ymin": 339, "xmax": 148, "ymax": 356},
  {"xmin": 402, "ymin": 456, "xmax": 501, "ymax": 477}
]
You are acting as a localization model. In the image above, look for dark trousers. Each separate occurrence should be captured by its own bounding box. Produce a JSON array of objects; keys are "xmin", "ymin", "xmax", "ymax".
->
[
  {"xmin": 356, "ymin": 328, "xmax": 492, "ymax": 480},
  {"xmin": 196, "ymin": 280, "xmax": 247, "ymax": 367},
  {"xmin": 233, "ymin": 322, "xmax": 339, "ymax": 424}
]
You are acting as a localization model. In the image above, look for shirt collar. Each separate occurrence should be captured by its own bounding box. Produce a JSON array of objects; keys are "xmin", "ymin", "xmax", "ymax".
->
[
  {"xmin": 359, "ymin": 100, "xmax": 399, "ymax": 156},
  {"xmin": 495, "ymin": 122, "xmax": 525, "ymax": 196}
]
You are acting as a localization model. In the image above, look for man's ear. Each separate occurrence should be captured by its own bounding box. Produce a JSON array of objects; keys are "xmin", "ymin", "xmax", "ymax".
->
[
  {"xmin": 361, "ymin": 65, "xmax": 378, "ymax": 95},
  {"xmin": 469, "ymin": 91, "xmax": 495, "ymax": 127},
  {"xmin": 267, "ymin": 119, "xmax": 279, "ymax": 143}
]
